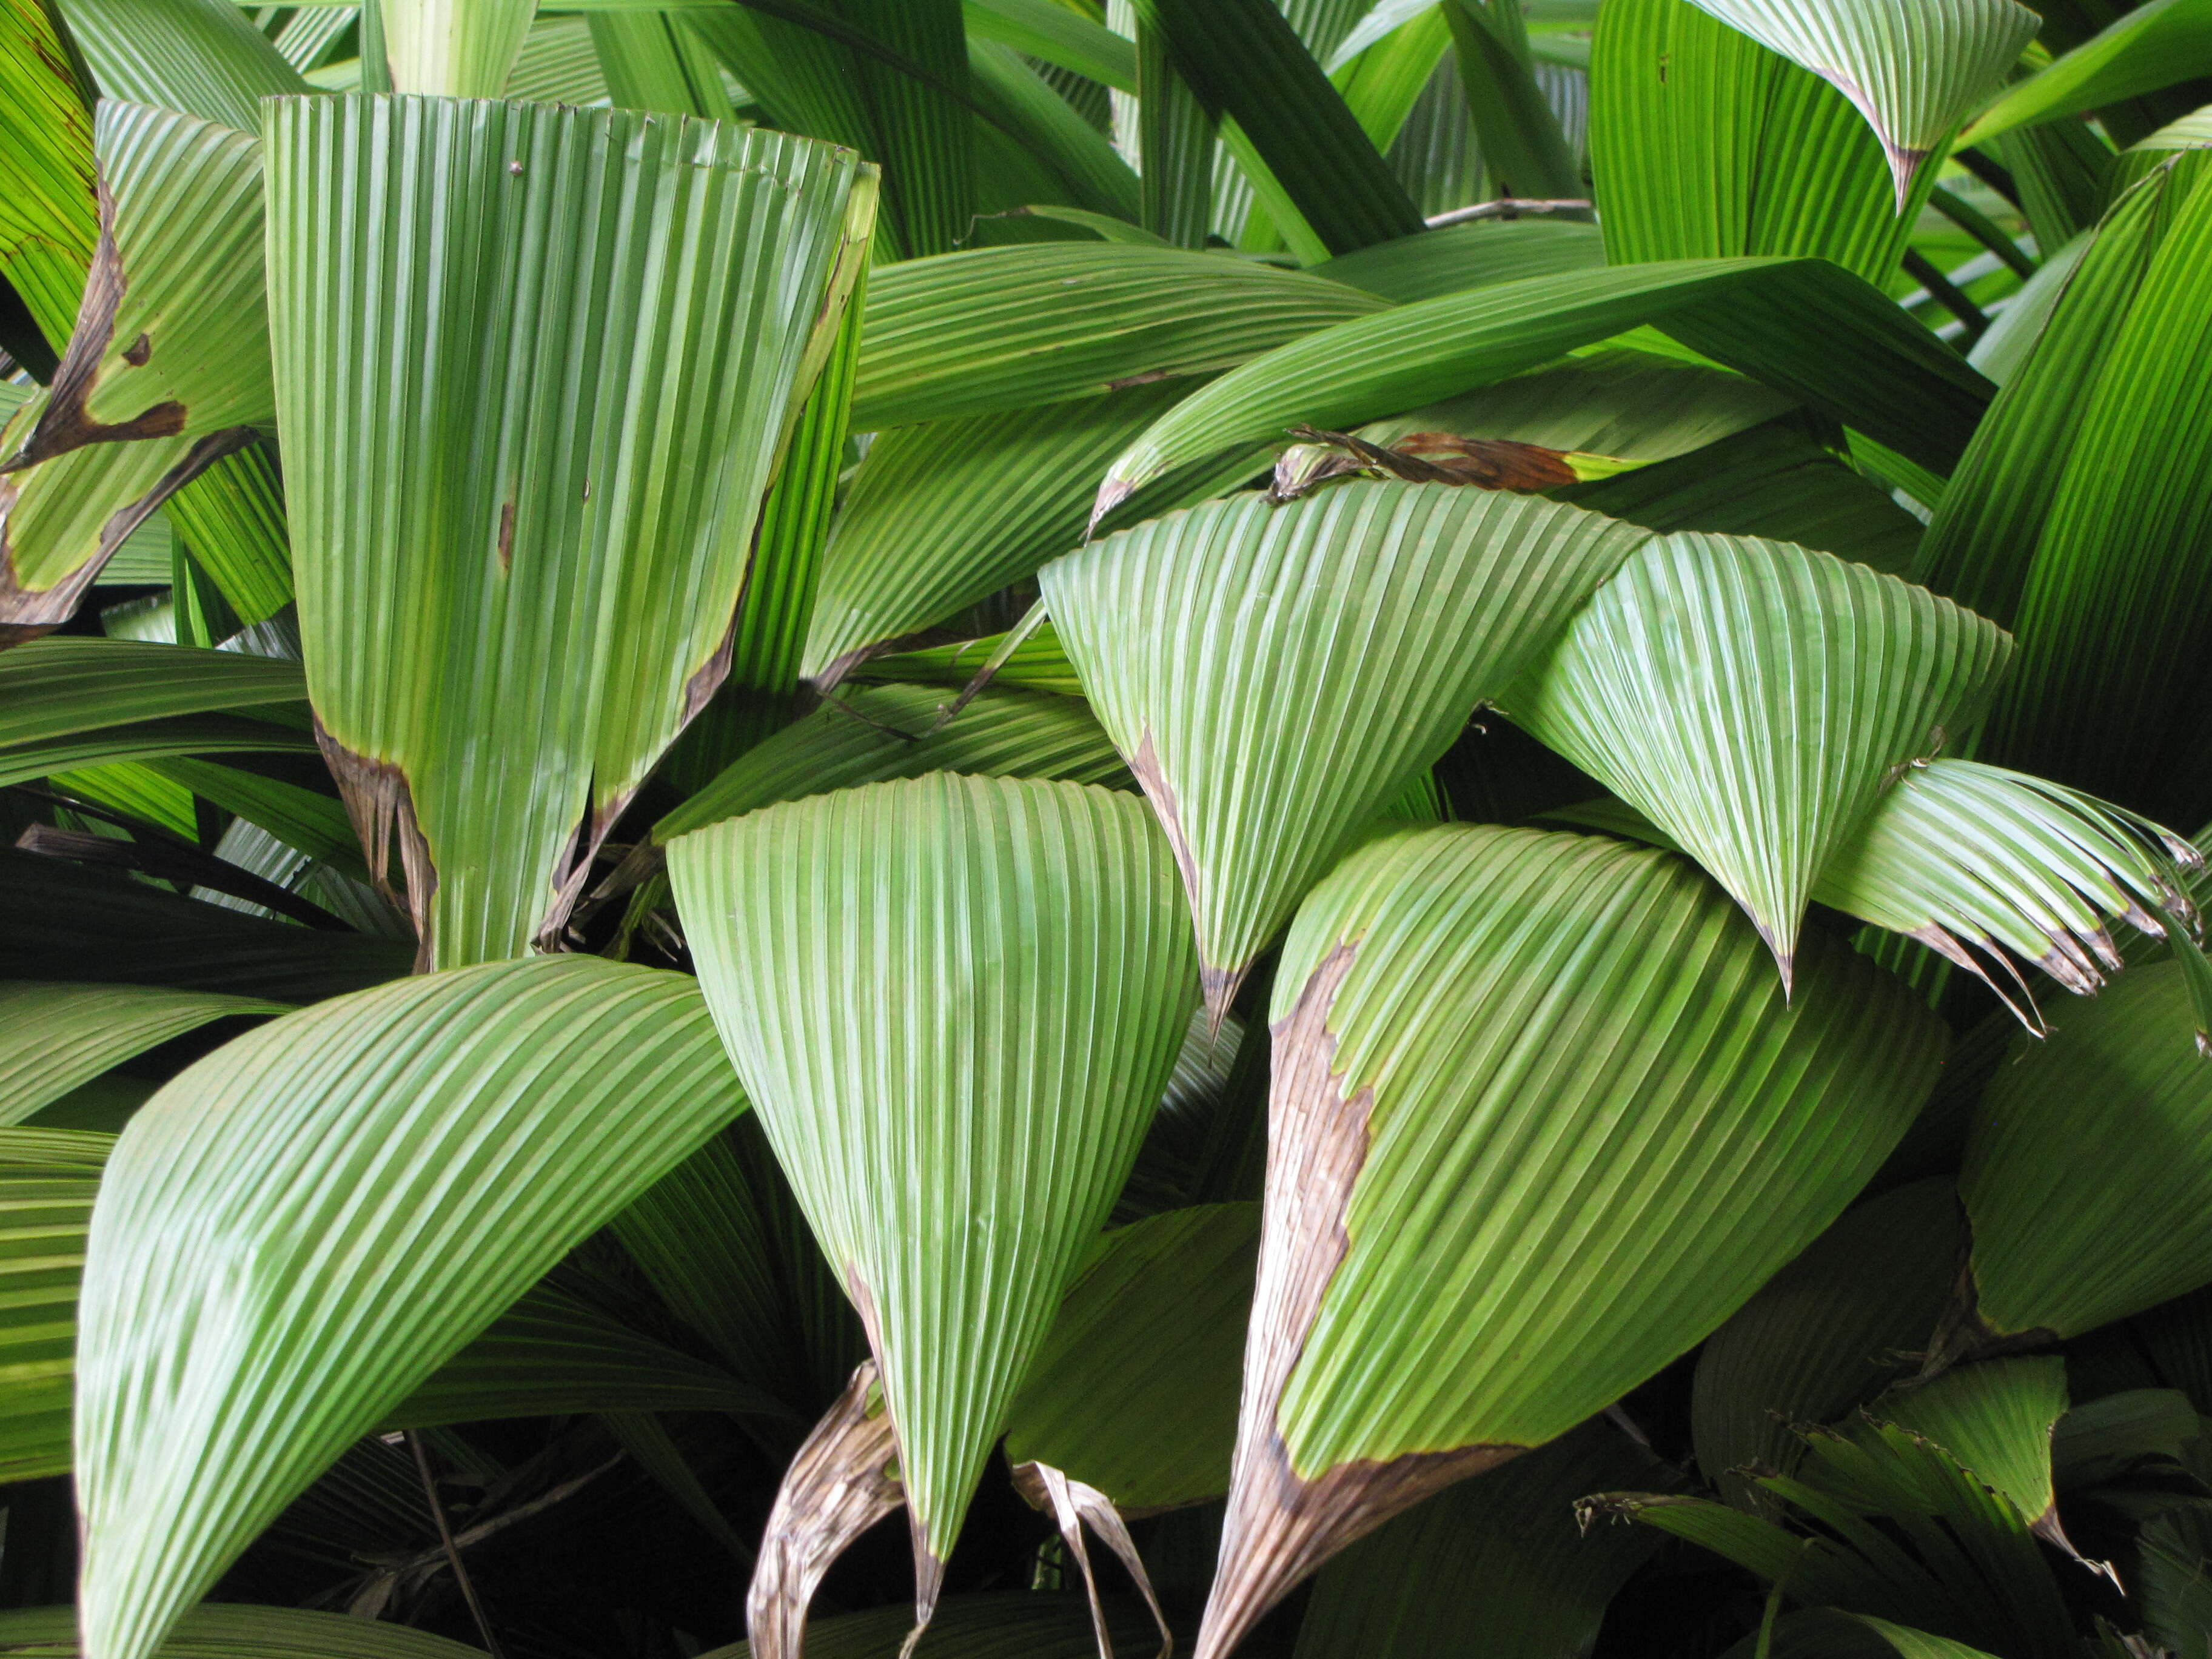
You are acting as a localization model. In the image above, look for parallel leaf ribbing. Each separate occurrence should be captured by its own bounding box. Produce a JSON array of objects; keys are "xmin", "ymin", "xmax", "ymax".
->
[
  {"xmin": 1504, "ymin": 532, "xmax": 2013, "ymax": 984},
  {"xmin": 267, "ymin": 95, "xmax": 870, "ymax": 966},
  {"xmin": 0, "ymin": 982, "xmax": 284, "ymax": 1126},
  {"xmin": 75, "ymin": 956, "xmax": 749, "ymax": 1659},
  {"xmin": 62, "ymin": 0, "xmax": 310, "ymax": 135},
  {"xmin": 1042, "ymin": 479, "xmax": 1649, "ymax": 1017},
  {"xmin": 668, "ymin": 774, "xmax": 1197, "ymax": 1590}
]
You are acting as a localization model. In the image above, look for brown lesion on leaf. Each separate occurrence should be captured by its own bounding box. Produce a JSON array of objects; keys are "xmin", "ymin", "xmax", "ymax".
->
[
  {"xmin": 845, "ymin": 1274, "xmax": 945, "ymax": 1659},
  {"xmin": 0, "ymin": 424, "xmax": 256, "ymax": 647},
  {"xmin": 316, "ymin": 722, "xmax": 437, "ymax": 971},
  {"xmin": 1267, "ymin": 424, "xmax": 1579, "ymax": 504},
  {"xmin": 1131, "ymin": 728, "xmax": 1250, "ymax": 1031},
  {"xmin": 1196, "ymin": 943, "xmax": 1525, "ymax": 1659},
  {"xmin": 539, "ymin": 785, "xmax": 640, "ymax": 956},
  {"xmin": 3, "ymin": 180, "xmax": 187, "ymax": 471},
  {"xmin": 745, "ymin": 1357, "xmax": 906, "ymax": 1659},
  {"xmin": 1908, "ymin": 1224, "xmax": 2057, "ymax": 1384},
  {"xmin": 1011, "ymin": 1461, "xmax": 1175, "ymax": 1659},
  {"xmin": 495, "ymin": 502, "xmax": 515, "ymax": 572},
  {"xmin": 122, "ymin": 333, "xmax": 151, "ymax": 367}
]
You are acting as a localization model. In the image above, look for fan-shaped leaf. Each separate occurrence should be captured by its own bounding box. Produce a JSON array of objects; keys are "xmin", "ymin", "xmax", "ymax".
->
[
  {"xmin": 269, "ymin": 96, "xmax": 871, "ymax": 968},
  {"xmin": 1041, "ymin": 480, "xmax": 1649, "ymax": 1017},
  {"xmin": 1196, "ymin": 823, "xmax": 1945, "ymax": 1657},
  {"xmin": 1002, "ymin": 1201, "xmax": 1258, "ymax": 1513},
  {"xmin": 74, "ymin": 955, "xmax": 750, "ymax": 1659},
  {"xmin": 0, "ymin": 983, "xmax": 284, "ymax": 1126},
  {"xmin": 1681, "ymin": 0, "xmax": 2039, "ymax": 204},
  {"xmin": 668, "ymin": 774, "xmax": 1198, "ymax": 1627},
  {"xmin": 1093, "ymin": 256, "xmax": 1995, "ymax": 514},
  {"xmin": 1957, "ymin": 962, "xmax": 2212, "ymax": 1350},
  {"xmin": 851, "ymin": 243, "xmax": 1386, "ymax": 433},
  {"xmin": 1865, "ymin": 1356, "xmax": 2067, "ymax": 1529},
  {"xmin": 59, "ymin": 0, "xmax": 310, "ymax": 132},
  {"xmin": 1503, "ymin": 532, "xmax": 2013, "ymax": 984}
]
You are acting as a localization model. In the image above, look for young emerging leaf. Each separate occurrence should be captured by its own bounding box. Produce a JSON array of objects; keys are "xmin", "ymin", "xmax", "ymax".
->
[
  {"xmin": 266, "ymin": 95, "xmax": 873, "ymax": 967},
  {"xmin": 1198, "ymin": 824, "xmax": 1945, "ymax": 1656},
  {"xmin": 1041, "ymin": 479, "xmax": 1650, "ymax": 1021},
  {"xmin": 667, "ymin": 774, "xmax": 1199, "ymax": 1640},
  {"xmin": 1681, "ymin": 0, "xmax": 2040, "ymax": 206},
  {"xmin": 1503, "ymin": 532, "xmax": 2014, "ymax": 987},
  {"xmin": 75, "ymin": 956, "xmax": 749, "ymax": 1659}
]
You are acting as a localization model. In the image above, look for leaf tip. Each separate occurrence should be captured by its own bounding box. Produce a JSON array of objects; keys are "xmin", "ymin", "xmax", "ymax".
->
[{"xmin": 1089, "ymin": 477, "xmax": 1136, "ymax": 535}]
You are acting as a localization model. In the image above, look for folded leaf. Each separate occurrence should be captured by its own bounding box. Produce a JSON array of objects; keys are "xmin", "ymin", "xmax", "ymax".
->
[
  {"xmin": 1041, "ymin": 479, "xmax": 1649, "ymax": 1017},
  {"xmin": 1864, "ymin": 1356, "xmax": 2067, "ymax": 1530},
  {"xmin": 0, "ymin": 983, "xmax": 284, "ymax": 1126},
  {"xmin": 268, "ymin": 95, "xmax": 873, "ymax": 968},
  {"xmin": 1197, "ymin": 823, "xmax": 1945, "ymax": 1656},
  {"xmin": 668, "ymin": 774, "xmax": 1198, "ymax": 1630},
  {"xmin": 1958, "ymin": 961, "xmax": 2212, "ymax": 1349},
  {"xmin": 1963, "ymin": 0, "xmax": 2212, "ymax": 147},
  {"xmin": 1682, "ymin": 0, "xmax": 2039, "ymax": 204},
  {"xmin": 75, "ymin": 954, "xmax": 750, "ymax": 1659},
  {"xmin": 378, "ymin": 0, "xmax": 532, "ymax": 95},
  {"xmin": 851, "ymin": 242, "xmax": 1386, "ymax": 432},
  {"xmin": 60, "ymin": 0, "xmax": 311, "ymax": 131},
  {"xmin": 1094, "ymin": 256, "xmax": 1996, "ymax": 514}
]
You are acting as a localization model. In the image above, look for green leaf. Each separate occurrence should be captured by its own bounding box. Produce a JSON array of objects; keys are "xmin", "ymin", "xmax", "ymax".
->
[
  {"xmin": 0, "ymin": 1603, "xmax": 491, "ymax": 1658},
  {"xmin": 850, "ymin": 243, "xmax": 1386, "ymax": 433},
  {"xmin": 0, "ymin": 713, "xmax": 315, "ymax": 789},
  {"xmin": 963, "ymin": 0, "xmax": 1134, "ymax": 92},
  {"xmin": 0, "ymin": 638, "xmax": 302, "ymax": 750},
  {"xmin": 1963, "ymin": 0, "xmax": 2212, "ymax": 147},
  {"xmin": 1307, "ymin": 218, "xmax": 1606, "ymax": 303},
  {"xmin": 0, "ymin": 845, "xmax": 411, "ymax": 1000},
  {"xmin": 586, "ymin": 8, "xmax": 732, "ymax": 116},
  {"xmin": 0, "ymin": 982, "xmax": 284, "ymax": 1125},
  {"xmin": 667, "ymin": 774, "xmax": 1198, "ymax": 1612},
  {"xmin": 1959, "ymin": 960, "xmax": 2212, "ymax": 1346},
  {"xmin": 1866, "ymin": 1355, "xmax": 2068, "ymax": 1527},
  {"xmin": 1293, "ymin": 1418, "xmax": 1680, "ymax": 1659},
  {"xmin": 74, "ymin": 954, "xmax": 750, "ymax": 1659},
  {"xmin": 148, "ymin": 755, "xmax": 363, "ymax": 876},
  {"xmin": 0, "ymin": 1128, "xmax": 107, "ymax": 1484},
  {"xmin": 1133, "ymin": 13, "xmax": 1216, "ymax": 246},
  {"xmin": 1002, "ymin": 1201, "xmax": 1258, "ymax": 1512},
  {"xmin": 802, "ymin": 380, "xmax": 1190, "ymax": 682},
  {"xmin": 59, "ymin": 0, "xmax": 310, "ymax": 131},
  {"xmin": 1681, "ymin": 0, "xmax": 2039, "ymax": 204},
  {"xmin": 1093, "ymin": 256, "xmax": 1996, "ymax": 512},
  {"xmin": 967, "ymin": 38, "xmax": 1144, "ymax": 224},
  {"xmin": 1041, "ymin": 480, "xmax": 1648, "ymax": 1016},
  {"xmin": 1692, "ymin": 1179, "xmax": 1961, "ymax": 1509},
  {"xmin": 164, "ymin": 443, "xmax": 290, "ymax": 626},
  {"xmin": 374, "ymin": 0, "xmax": 529, "ymax": 94},
  {"xmin": 1502, "ymin": 533, "xmax": 2012, "ymax": 984},
  {"xmin": 1128, "ymin": 0, "xmax": 1426, "ymax": 253},
  {"xmin": 1809, "ymin": 757, "xmax": 2207, "ymax": 1033},
  {"xmin": 2049, "ymin": 1386, "xmax": 2199, "ymax": 1488},
  {"xmin": 860, "ymin": 622, "xmax": 1088, "ymax": 697},
  {"xmin": 1755, "ymin": 1610, "xmax": 2006, "ymax": 1659},
  {"xmin": 1589, "ymin": 0, "xmax": 1935, "ymax": 283},
  {"xmin": 503, "ymin": 15, "xmax": 609, "ymax": 104},
  {"xmin": 655, "ymin": 683, "xmax": 1131, "ymax": 844},
  {"xmin": 2114, "ymin": 98, "xmax": 2212, "ymax": 193},
  {"xmin": 700, "ymin": 1591, "xmax": 1164, "ymax": 1659},
  {"xmin": 1196, "ymin": 823, "xmax": 1945, "ymax": 1653},
  {"xmin": 269, "ymin": 96, "xmax": 872, "ymax": 968},
  {"xmin": 0, "ymin": 0, "xmax": 98, "ymax": 351},
  {"xmin": 1442, "ymin": 0, "xmax": 1581, "ymax": 200}
]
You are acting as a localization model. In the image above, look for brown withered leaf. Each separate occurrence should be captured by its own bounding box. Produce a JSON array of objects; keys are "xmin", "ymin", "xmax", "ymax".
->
[
  {"xmin": 1011, "ymin": 1461, "xmax": 1175, "ymax": 1659},
  {"xmin": 746, "ymin": 1360, "xmax": 905, "ymax": 1659},
  {"xmin": 1266, "ymin": 424, "xmax": 1578, "ymax": 503}
]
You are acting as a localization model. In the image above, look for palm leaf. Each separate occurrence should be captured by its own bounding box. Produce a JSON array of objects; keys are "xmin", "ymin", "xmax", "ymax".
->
[
  {"xmin": 268, "ymin": 95, "xmax": 872, "ymax": 968},
  {"xmin": 0, "ymin": 1604, "xmax": 491, "ymax": 1658},
  {"xmin": 377, "ymin": 0, "xmax": 531, "ymax": 95},
  {"xmin": 0, "ymin": 0, "xmax": 97, "ymax": 351},
  {"xmin": 1041, "ymin": 479, "xmax": 1648, "ymax": 1019},
  {"xmin": 1092, "ymin": 256, "xmax": 1996, "ymax": 515},
  {"xmin": 1195, "ymin": 823, "xmax": 1943, "ymax": 1656},
  {"xmin": 666, "ymin": 774, "xmax": 1198, "ymax": 1629},
  {"xmin": 0, "ymin": 982, "xmax": 284, "ymax": 1125},
  {"xmin": 1864, "ymin": 1356, "xmax": 2068, "ymax": 1532},
  {"xmin": 1501, "ymin": 532, "xmax": 2012, "ymax": 985},
  {"xmin": 1963, "ymin": 0, "xmax": 2212, "ymax": 147},
  {"xmin": 0, "ymin": 1128, "xmax": 107, "ymax": 1484},
  {"xmin": 74, "ymin": 954, "xmax": 750, "ymax": 1659},
  {"xmin": 701, "ymin": 1591, "xmax": 1163, "ymax": 1659},
  {"xmin": 850, "ymin": 243, "xmax": 1386, "ymax": 432},
  {"xmin": 0, "ymin": 638, "xmax": 302, "ymax": 748},
  {"xmin": 61, "ymin": 0, "xmax": 310, "ymax": 130},
  {"xmin": 1680, "ymin": 0, "xmax": 2039, "ymax": 204},
  {"xmin": 1307, "ymin": 218, "xmax": 1605, "ymax": 303}
]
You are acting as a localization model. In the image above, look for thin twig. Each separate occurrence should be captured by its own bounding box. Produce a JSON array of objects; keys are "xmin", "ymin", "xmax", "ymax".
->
[
  {"xmin": 407, "ymin": 1431, "xmax": 509, "ymax": 1659},
  {"xmin": 1425, "ymin": 197, "xmax": 1593, "ymax": 228}
]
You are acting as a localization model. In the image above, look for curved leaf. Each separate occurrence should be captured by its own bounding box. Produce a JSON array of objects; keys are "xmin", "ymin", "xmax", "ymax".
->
[
  {"xmin": 656, "ymin": 683, "xmax": 1130, "ymax": 844},
  {"xmin": 1002, "ymin": 1201, "xmax": 1259, "ymax": 1512},
  {"xmin": 269, "ymin": 95, "xmax": 871, "ymax": 968},
  {"xmin": 1196, "ymin": 823, "xmax": 1944, "ymax": 1656},
  {"xmin": 0, "ymin": 0, "xmax": 98, "ymax": 350},
  {"xmin": 668, "ymin": 774, "xmax": 1198, "ymax": 1621},
  {"xmin": 1094, "ymin": 256, "xmax": 1996, "ymax": 514},
  {"xmin": 0, "ymin": 1604, "xmax": 488, "ymax": 1658},
  {"xmin": 0, "ymin": 1128, "xmax": 106, "ymax": 1484},
  {"xmin": 1866, "ymin": 1356, "xmax": 2067, "ymax": 1528},
  {"xmin": 1963, "ymin": 0, "xmax": 2212, "ymax": 147},
  {"xmin": 1306, "ymin": 218, "xmax": 1605, "ymax": 303},
  {"xmin": 701, "ymin": 1591, "xmax": 1163, "ymax": 1659},
  {"xmin": 75, "ymin": 955, "xmax": 749, "ymax": 1659},
  {"xmin": 1959, "ymin": 961, "xmax": 2212, "ymax": 1345},
  {"xmin": 0, "ymin": 639, "xmax": 302, "ymax": 749},
  {"xmin": 1681, "ymin": 0, "xmax": 2038, "ymax": 203},
  {"xmin": 0, "ymin": 982, "xmax": 284, "ymax": 1126},
  {"xmin": 1041, "ymin": 479, "xmax": 1649, "ymax": 1017},
  {"xmin": 851, "ymin": 243, "xmax": 1386, "ymax": 432},
  {"xmin": 1503, "ymin": 532, "xmax": 2013, "ymax": 984},
  {"xmin": 58, "ymin": 0, "xmax": 310, "ymax": 132}
]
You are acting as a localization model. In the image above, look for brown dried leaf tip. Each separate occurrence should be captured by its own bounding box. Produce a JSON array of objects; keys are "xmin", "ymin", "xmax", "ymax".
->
[
  {"xmin": 746, "ymin": 1360, "xmax": 905, "ymax": 1659},
  {"xmin": 1013, "ymin": 1461, "xmax": 1175, "ymax": 1659},
  {"xmin": 1196, "ymin": 944, "xmax": 1523, "ymax": 1659},
  {"xmin": 1267, "ymin": 424, "xmax": 1578, "ymax": 503}
]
